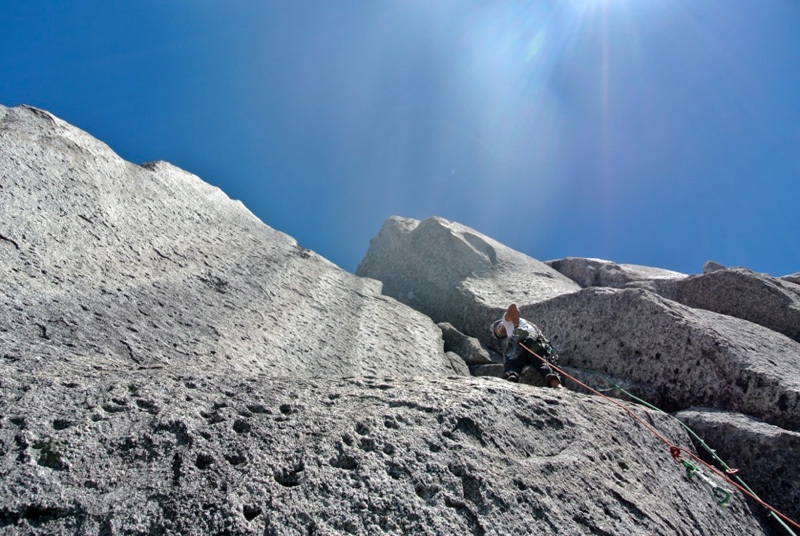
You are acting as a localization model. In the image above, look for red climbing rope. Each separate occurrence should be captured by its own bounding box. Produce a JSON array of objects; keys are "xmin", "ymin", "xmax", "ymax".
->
[{"xmin": 517, "ymin": 341, "xmax": 800, "ymax": 533}]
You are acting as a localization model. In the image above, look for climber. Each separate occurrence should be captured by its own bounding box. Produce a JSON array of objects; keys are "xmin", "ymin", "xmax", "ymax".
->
[{"xmin": 491, "ymin": 303, "xmax": 562, "ymax": 388}]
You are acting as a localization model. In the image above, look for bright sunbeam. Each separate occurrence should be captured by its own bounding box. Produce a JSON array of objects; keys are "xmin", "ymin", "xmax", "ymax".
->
[
  {"xmin": 447, "ymin": 2, "xmax": 609, "ymax": 210},
  {"xmin": 3, "ymin": 0, "xmax": 796, "ymax": 276},
  {"xmin": 424, "ymin": 0, "xmax": 660, "ymax": 243}
]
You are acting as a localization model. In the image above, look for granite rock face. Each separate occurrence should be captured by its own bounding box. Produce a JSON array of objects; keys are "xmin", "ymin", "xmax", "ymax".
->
[
  {"xmin": 547, "ymin": 259, "xmax": 800, "ymax": 344},
  {"xmin": 546, "ymin": 257, "xmax": 685, "ymax": 290},
  {"xmin": 361, "ymin": 215, "xmax": 800, "ymax": 533},
  {"xmin": 0, "ymin": 370, "xmax": 768, "ymax": 536},
  {"xmin": 674, "ymin": 408, "xmax": 800, "ymax": 527},
  {"xmin": 703, "ymin": 261, "xmax": 727, "ymax": 274},
  {"xmin": 675, "ymin": 267, "xmax": 800, "ymax": 343},
  {"xmin": 438, "ymin": 322, "xmax": 493, "ymax": 366},
  {"xmin": 522, "ymin": 287, "xmax": 800, "ymax": 432},
  {"xmin": 545, "ymin": 257, "xmax": 686, "ymax": 301},
  {"xmin": 0, "ymin": 104, "xmax": 789, "ymax": 535},
  {"xmin": 356, "ymin": 216, "xmax": 581, "ymax": 340},
  {"xmin": 0, "ymin": 105, "xmax": 452, "ymax": 380}
]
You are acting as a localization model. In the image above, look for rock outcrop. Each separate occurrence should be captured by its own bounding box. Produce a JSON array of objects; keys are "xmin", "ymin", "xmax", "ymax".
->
[
  {"xmin": 361, "ymin": 216, "xmax": 800, "ymax": 530},
  {"xmin": 522, "ymin": 287, "xmax": 800, "ymax": 431},
  {"xmin": 437, "ymin": 322, "xmax": 494, "ymax": 366},
  {"xmin": 545, "ymin": 257, "xmax": 685, "ymax": 290},
  {"xmin": 675, "ymin": 267, "xmax": 800, "ymax": 343},
  {"xmin": 674, "ymin": 407, "xmax": 800, "ymax": 530},
  {"xmin": 703, "ymin": 260, "xmax": 727, "ymax": 274},
  {"xmin": 547, "ymin": 258, "xmax": 800, "ymax": 345},
  {"xmin": 0, "ymin": 104, "xmax": 453, "ymax": 380},
  {"xmin": 356, "ymin": 216, "xmax": 581, "ymax": 340},
  {"xmin": 1, "ymin": 104, "xmax": 794, "ymax": 534}
]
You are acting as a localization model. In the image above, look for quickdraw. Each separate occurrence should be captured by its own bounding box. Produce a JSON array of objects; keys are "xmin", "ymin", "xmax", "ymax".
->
[
  {"xmin": 670, "ymin": 446, "xmax": 731, "ymax": 505},
  {"xmin": 519, "ymin": 343, "xmax": 800, "ymax": 533},
  {"xmin": 682, "ymin": 458, "xmax": 732, "ymax": 506}
]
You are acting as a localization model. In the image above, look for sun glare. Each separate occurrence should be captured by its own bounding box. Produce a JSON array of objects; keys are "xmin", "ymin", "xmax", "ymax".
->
[{"xmin": 453, "ymin": 0, "xmax": 654, "ymax": 221}]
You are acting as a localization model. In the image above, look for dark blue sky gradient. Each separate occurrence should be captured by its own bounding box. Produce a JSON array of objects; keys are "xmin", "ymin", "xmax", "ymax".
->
[{"xmin": 2, "ymin": 1, "xmax": 798, "ymax": 276}]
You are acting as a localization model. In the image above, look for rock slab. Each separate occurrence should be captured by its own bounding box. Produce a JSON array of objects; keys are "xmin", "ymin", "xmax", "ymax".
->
[
  {"xmin": 0, "ymin": 104, "xmax": 452, "ymax": 380},
  {"xmin": 0, "ymin": 370, "xmax": 769, "ymax": 536},
  {"xmin": 675, "ymin": 408, "xmax": 800, "ymax": 528},
  {"xmin": 675, "ymin": 267, "xmax": 800, "ymax": 343},
  {"xmin": 0, "ymin": 104, "xmax": 787, "ymax": 535},
  {"xmin": 356, "ymin": 216, "xmax": 581, "ymax": 342}
]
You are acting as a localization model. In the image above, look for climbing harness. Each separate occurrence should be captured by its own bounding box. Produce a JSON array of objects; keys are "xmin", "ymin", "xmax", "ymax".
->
[{"xmin": 516, "ymin": 341, "xmax": 800, "ymax": 535}]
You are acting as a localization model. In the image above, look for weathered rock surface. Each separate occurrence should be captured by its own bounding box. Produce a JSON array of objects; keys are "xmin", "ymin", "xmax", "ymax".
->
[
  {"xmin": 0, "ymin": 104, "xmax": 792, "ymax": 534},
  {"xmin": 356, "ymin": 216, "xmax": 581, "ymax": 339},
  {"xmin": 0, "ymin": 104, "xmax": 452, "ymax": 380},
  {"xmin": 545, "ymin": 259, "xmax": 800, "ymax": 345},
  {"xmin": 675, "ymin": 268, "xmax": 800, "ymax": 343},
  {"xmin": 674, "ymin": 408, "xmax": 800, "ymax": 527},
  {"xmin": 703, "ymin": 261, "xmax": 727, "ymax": 274},
  {"xmin": 546, "ymin": 257, "xmax": 686, "ymax": 290},
  {"xmin": 0, "ymin": 370, "xmax": 769, "ymax": 536},
  {"xmin": 360, "ymin": 214, "xmax": 800, "ymax": 533},
  {"xmin": 438, "ymin": 322, "xmax": 493, "ymax": 366},
  {"xmin": 544, "ymin": 257, "xmax": 686, "ymax": 301},
  {"xmin": 522, "ymin": 287, "xmax": 800, "ymax": 432},
  {"xmin": 445, "ymin": 351, "xmax": 471, "ymax": 376}
]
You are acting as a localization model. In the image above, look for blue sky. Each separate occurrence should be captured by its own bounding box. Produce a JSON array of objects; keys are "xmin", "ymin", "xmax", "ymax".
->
[{"xmin": 2, "ymin": 1, "xmax": 799, "ymax": 277}]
